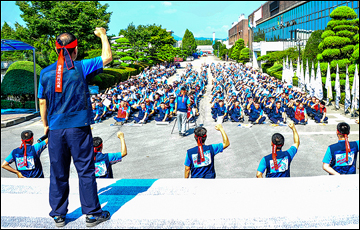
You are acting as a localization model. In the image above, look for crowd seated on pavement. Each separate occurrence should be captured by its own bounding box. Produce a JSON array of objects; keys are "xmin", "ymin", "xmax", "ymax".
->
[
  {"xmin": 209, "ymin": 62, "xmax": 328, "ymax": 125},
  {"xmin": 91, "ymin": 62, "xmax": 209, "ymax": 125}
]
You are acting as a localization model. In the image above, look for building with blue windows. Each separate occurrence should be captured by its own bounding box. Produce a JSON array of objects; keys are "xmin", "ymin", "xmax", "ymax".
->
[{"xmin": 248, "ymin": 1, "xmax": 359, "ymax": 58}]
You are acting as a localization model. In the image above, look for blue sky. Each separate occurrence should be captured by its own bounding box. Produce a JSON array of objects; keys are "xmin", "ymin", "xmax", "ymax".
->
[{"xmin": 1, "ymin": 1, "xmax": 266, "ymax": 39}]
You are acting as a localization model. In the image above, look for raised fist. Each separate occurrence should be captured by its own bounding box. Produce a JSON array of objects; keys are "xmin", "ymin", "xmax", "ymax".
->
[
  {"xmin": 117, "ymin": 131, "xmax": 124, "ymax": 139},
  {"xmin": 94, "ymin": 27, "xmax": 106, "ymax": 37}
]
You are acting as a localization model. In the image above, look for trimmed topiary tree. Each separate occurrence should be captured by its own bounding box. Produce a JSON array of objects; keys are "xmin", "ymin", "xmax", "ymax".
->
[
  {"xmin": 239, "ymin": 48, "xmax": 250, "ymax": 64},
  {"xmin": 1, "ymin": 61, "xmax": 42, "ymax": 107}
]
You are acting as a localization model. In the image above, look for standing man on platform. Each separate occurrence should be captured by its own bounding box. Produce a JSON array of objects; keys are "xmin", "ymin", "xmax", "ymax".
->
[
  {"xmin": 322, "ymin": 122, "xmax": 359, "ymax": 175},
  {"xmin": 38, "ymin": 27, "xmax": 112, "ymax": 227},
  {"xmin": 174, "ymin": 87, "xmax": 190, "ymax": 136},
  {"xmin": 256, "ymin": 121, "xmax": 300, "ymax": 178},
  {"xmin": 184, "ymin": 124, "xmax": 230, "ymax": 178}
]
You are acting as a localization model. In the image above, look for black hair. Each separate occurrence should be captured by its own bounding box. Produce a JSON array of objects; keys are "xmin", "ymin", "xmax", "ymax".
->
[
  {"xmin": 56, "ymin": 32, "xmax": 77, "ymax": 55},
  {"xmin": 21, "ymin": 130, "xmax": 33, "ymax": 141},
  {"xmin": 296, "ymin": 99, "xmax": 301, "ymax": 103},
  {"xmin": 320, "ymin": 101, "xmax": 326, "ymax": 106},
  {"xmin": 93, "ymin": 137, "xmax": 103, "ymax": 151},
  {"xmin": 337, "ymin": 122, "xmax": 350, "ymax": 135},
  {"xmin": 272, "ymin": 133, "xmax": 284, "ymax": 149},
  {"xmin": 194, "ymin": 127, "xmax": 207, "ymax": 143},
  {"xmin": 275, "ymin": 101, "xmax": 281, "ymax": 104}
]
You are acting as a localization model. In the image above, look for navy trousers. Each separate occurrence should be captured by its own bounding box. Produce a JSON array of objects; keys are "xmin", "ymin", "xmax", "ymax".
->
[
  {"xmin": 48, "ymin": 126, "xmax": 102, "ymax": 217},
  {"xmin": 269, "ymin": 116, "xmax": 283, "ymax": 123},
  {"xmin": 249, "ymin": 116, "xmax": 266, "ymax": 123}
]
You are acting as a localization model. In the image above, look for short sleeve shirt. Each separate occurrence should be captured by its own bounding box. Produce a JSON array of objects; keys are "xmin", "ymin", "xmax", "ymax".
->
[
  {"xmin": 5, "ymin": 141, "xmax": 47, "ymax": 164},
  {"xmin": 257, "ymin": 146, "xmax": 298, "ymax": 173},
  {"xmin": 184, "ymin": 143, "xmax": 224, "ymax": 167}
]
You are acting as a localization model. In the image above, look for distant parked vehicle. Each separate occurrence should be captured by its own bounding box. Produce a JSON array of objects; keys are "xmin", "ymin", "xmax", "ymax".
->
[
  {"xmin": 203, "ymin": 53, "xmax": 207, "ymax": 57},
  {"xmin": 186, "ymin": 56, "xmax": 194, "ymax": 61}
]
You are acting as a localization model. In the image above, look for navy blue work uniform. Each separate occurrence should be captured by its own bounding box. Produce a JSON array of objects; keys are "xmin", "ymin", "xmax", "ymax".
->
[
  {"xmin": 94, "ymin": 151, "xmax": 122, "ymax": 178},
  {"xmin": 322, "ymin": 140, "xmax": 359, "ymax": 174},
  {"xmin": 184, "ymin": 143, "xmax": 224, "ymax": 178},
  {"xmin": 5, "ymin": 141, "xmax": 47, "ymax": 178},
  {"xmin": 38, "ymin": 56, "xmax": 104, "ymax": 218},
  {"xmin": 257, "ymin": 146, "xmax": 298, "ymax": 177}
]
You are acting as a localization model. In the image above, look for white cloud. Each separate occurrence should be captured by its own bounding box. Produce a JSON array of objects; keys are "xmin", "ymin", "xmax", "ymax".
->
[
  {"xmin": 162, "ymin": 1, "xmax": 172, "ymax": 6},
  {"xmin": 164, "ymin": 9, "xmax": 177, "ymax": 14}
]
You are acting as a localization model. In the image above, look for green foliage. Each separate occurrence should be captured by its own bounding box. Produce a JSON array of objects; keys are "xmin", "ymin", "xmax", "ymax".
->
[
  {"xmin": 330, "ymin": 6, "xmax": 358, "ymax": 19},
  {"xmin": 317, "ymin": 53, "xmax": 323, "ymax": 61},
  {"xmin": 84, "ymin": 49, "xmax": 102, "ymax": 59},
  {"xmin": 15, "ymin": 1, "xmax": 112, "ymax": 66},
  {"xmin": 195, "ymin": 39, "xmax": 213, "ymax": 45},
  {"xmin": 323, "ymin": 36, "xmax": 351, "ymax": 47},
  {"xmin": 321, "ymin": 30, "xmax": 335, "ymax": 39},
  {"xmin": 352, "ymin": 48, "xmax": 359, "ymax": 63},
  {"xmin": 24, "ymin": 101, "xmax": 36, "ymax": 109},
  {"xmin": 354, "ymin": 34, "xmax": 359, "ymax": 43},
  {"xmin": 1, "ymin": 100, "xmax": 23, "ymax": 109},
  {"xmin": 321, "ymin": 48, "xmax": 341, "ymax": 58},
  {"xmin": 267, "ymin": 63, "xmax": 283, "ymax": 76},
  {"xmin": 230, "ymin": 38, "xmax": 245, "ymax": 62},
  {"xmin": 304, "ymin": 30, "xmax": 324, "ymax": 63},
  {"xmin": 341, "ymin": 45, "xmax": 355, "ymax": 55},
  {"xmin": 239, "ymin": 48, "xmax": 250, "ymax": 64},
  {"xmin": 336, "ymin": 30, "xmax": 355, "ymax": 38},
  {"xmin": 257, "ymin": 54, "xmax": 269, "ymax": 61},
  {"xmin": 120, "ymin": 56, "xmax": 135, "ymax": 61},
  {"xmin": 182, "ymin": 29, "xmax": 197, "ymax": 56},
  {"xmin": 330, "ymin": 58, "xmax": 351, "ymax": 69},
  {"xmin": 273, "ymin": 71, "xmax": 283, "ymax": 80},
  {"xmin": 1, "ymin": 61, "xmax": 42, "ymax": 97}
]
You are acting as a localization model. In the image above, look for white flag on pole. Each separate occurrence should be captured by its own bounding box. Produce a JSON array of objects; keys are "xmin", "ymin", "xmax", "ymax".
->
[
  {"xmin": 296, "ymin": 57, "xmax": 300, "ymax": 87},
  {"xmin": 344, "ymin": 65, "xmax": 351, "ymax": 112},
  {"xmin": 310, "ymin": 61, "xmax": 315, "ymax": 97},
  {"xmin": 325, "ymin": 62, "xmax": 333, "ymax": 101},
  {"xmin": 289, "ymin": 58, "xmax": 293, "ymax": 86},
  {"xmin": 305, "ymin": 59, "xmax": 310, "ymax": 92},
  {"xmin": 351, "ymin": 65, "xmax": 357, "ymax": 114},
  {"xmin": 282, "ymin": 58, "xmax": 285, "ymax": 83},
  {"xmin": 315, "ymin": 61, "xmax": 323, "ymax": 100},
  {"xmin": 335, "ymin": 64, "xmax": 340, "ymax": 109}
]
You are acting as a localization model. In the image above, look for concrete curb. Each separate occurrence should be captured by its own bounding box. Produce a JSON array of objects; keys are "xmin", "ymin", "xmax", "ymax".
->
[{"xmin": 1, "ymin": 112, "xmax": 40, "ymax": 128}]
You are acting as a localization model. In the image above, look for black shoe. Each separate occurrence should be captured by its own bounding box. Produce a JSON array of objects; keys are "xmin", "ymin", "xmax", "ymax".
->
[
  {"xmin": 324, "ymin": 120, "xmax": 328, "ymax": 124},
  {"xmin": 86, "ymin": 211, "xmax": 110, "ymax": 227},
  {"xmin": 54, "ymin": 216, "xmax": 66, "ymax": 227}
]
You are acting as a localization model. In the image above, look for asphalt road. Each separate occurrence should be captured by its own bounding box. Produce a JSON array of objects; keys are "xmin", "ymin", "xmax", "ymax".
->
[{"xmin": 1, "ymin": 55, "xmax": 359, "ymax": 179}]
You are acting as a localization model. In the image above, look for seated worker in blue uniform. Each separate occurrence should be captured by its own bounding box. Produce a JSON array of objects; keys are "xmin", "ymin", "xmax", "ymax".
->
[
  {"xmin": 256, "ymin": 121, "xmax": 300, "ymax": 178},
  {"xmin": 155, "ymin": 102, "xmax": 169, "ymax": 122},
  {"xmin": 264, "ymin": 96, "xmax": 275, "ymax": 115},
  {"xmin": 1, "ymin": 130, "xmax": 48, "ymax": 178},
  {"xmin": 184, "ymin": 124, "xmax": 230, "ymax": 179},
  {"xmin": 313, "ymin": 101, "xmax": 328, "ymax": 123},
  {"xmin": 229, "ymin": 100, "xmax": 244, "ymax": 122},
  {"xmin": 269, "ymin": 101, "xmax": 286, "ymax": 124},
  {"xmin": 167, "ymin": 96, "xmax": 176, "ymax": 119},
  {"xmin": 133, "ymin": 102, "xmax": 149, "ymax": 124},
  {"xmin": 307, "ymin": 96, "xmax": 317, "ymax": 118},
  {"xmin": 93, "ymin": 131, "xmax": 127, "ymax": 178},
  {"xmin": 91, "ymin": 102, "xmax": 97, "ymax": 120},
  {"xmin": 211, "ymin": 98, "xmax": 220, "ymax": 118},
  {"xmin": 244, "ymin": 96, "xmax": 253, "ymax": 116},
  {"xmin": 212, "ymin": 100, "xmax": 227, "ymax": 122},
  {"xmin": 247, "ymin": 100, "xmax": 266, "ymax": 124},
  {"xmin": 322, "ymin": 122, "xmax": 359, "ymax": 175},
  {"xmin": 93, "ymin": 101, "xmax": 108, "ymax": 123}
]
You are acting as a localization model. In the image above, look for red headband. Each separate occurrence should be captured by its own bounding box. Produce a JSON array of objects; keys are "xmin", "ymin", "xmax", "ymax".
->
[
  {"xmin": 338, "ymin": 131, "xmax": 351, "ymax": 162},
  {"xmin": 195, "ymin": 134, "xmax": 207, "ymax": 164},
  {"xmin": 19, "ymin": 137, "xmax": 33, "ymax": 167},
  {"xmin": 272, "ymin": 144, "xmax": 279, "ymax": 171},
  {"xmin": 55, "ymin": 39, "xmax": 78, "ymax": 93},
  {"xmin": 93, "ymin": 143, "xmax": 103, "ymax": 161}
]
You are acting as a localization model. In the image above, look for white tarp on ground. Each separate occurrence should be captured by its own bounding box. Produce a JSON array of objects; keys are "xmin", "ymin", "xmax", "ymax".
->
[{"xmin": 1, "ymin": 176, "xmax": 359, "ymax": 229}]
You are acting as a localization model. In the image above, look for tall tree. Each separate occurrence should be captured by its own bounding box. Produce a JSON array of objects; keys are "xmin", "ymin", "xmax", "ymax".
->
[
  {"xmin": 230, "ymin": 38, "xmax": 245, "ymax": 62},
  {"xmin": 182, "ymin": 29, "xmax": 197, "ymax": 56},
  {"xmin": 15, "ymin": 1, "xmax": 112, "ymax": 64}
]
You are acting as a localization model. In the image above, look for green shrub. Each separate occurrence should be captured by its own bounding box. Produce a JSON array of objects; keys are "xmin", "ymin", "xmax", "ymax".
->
[
  {"xmin": 267, "ymin": 63, "xmax": 283, "ymax": 75},
  {"xmin": 89, "ymin": 75, "xmax": 103, "ymax": 87},
  {"xmin": 24, "ymin": 101, "xmax": 35, "ymax": 109},
  {"xmin": 321, "ymin": 48, "xmax": 340, "ymax": 58},
  {"xmin": 321, "ymin": 30, "xmax": 335, "ymax": 39},
  {"xmin": 304, "ymin": 30, "xmax": 324, "ymax": 62},
  {"xmin": 1, "ymin": 100, "xmax": 22, "ymax": 109},
  {"xmin": 330, "ymin": 73, "xmax": 346, "ymax": 80},
  {"xmin": 353, "ymin": 34, "xmax": 359, "ymax": 43},
  {"xmin": 333, "ymin": 25, "xmax": 357, "ymax": 32},
  {"xmin": 341, "ymin": 45, "xmax": 355, "ymax": 54},
  {"xmin": 330, "ymin": 58, "xmax": 351, "ymax": 70},
  {"xmin": 257, "ymin": 54, "xmax": 270, "ymax": 61},
  {"xmin": 323, "ymin": 36, "xmax": 351, "ymax": 47},
  {"xmin": 273, "ymin": 71, "xmax": 283, "ymax": 80},
  {"xmin": 120, "ymin": 62, "xmax": 129, "ymax": 67},
  {"xmin": 336, "ymin": 30, "xmax": 355, "ymax": 38},
  {"xmin": 317, "ymin": 53, "xmax": 323, "ymax": 61},
  {"xmin": 330, "ymin": 6, "xmax": 358, "ymax": 19},
  {"xmin": 351, "ymin": 48, "xmax": 359, "ymax": 63},
  {"xmin": 1, "ymin": 61, "xmax": 42, "ymax": 97},
  {"xmin": 116, "ymin": 52, "xmax": 127, "ymax": 56},
  {"xmin": 84, "ymin": 49, "xmax": 102, "ymax": 59},
  {"xmin": 318, "ymin": 42, "xmax": 325, "ymax": 51},
  {"xmin": 293, "ymin": 77, "xmax": 298, "ymax": 86},
  {"xmin": 120, "ymin": 56, "xmax": 135, "ymax": 61}
]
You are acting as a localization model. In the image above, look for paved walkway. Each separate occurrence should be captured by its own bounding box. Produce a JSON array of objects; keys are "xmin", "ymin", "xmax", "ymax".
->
[{"xmin": 1, "ymin": 175, "xmax": 359, "ymax": 229}]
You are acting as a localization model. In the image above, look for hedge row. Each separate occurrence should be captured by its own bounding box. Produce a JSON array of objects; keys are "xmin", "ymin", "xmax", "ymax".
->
[{"xmin": 1, "ymin": 100, "xmax": 22, "ymax": 109}]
